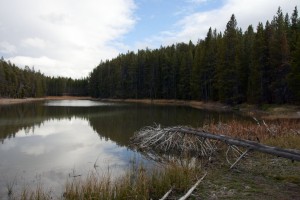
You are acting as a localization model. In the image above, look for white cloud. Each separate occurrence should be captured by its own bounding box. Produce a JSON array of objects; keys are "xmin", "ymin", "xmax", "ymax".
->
[
  {"xmin": 0, "ymin": 41, "xmax": 16, "ymax": 54},
  {"xmin": 8, "ymin": 55, "xmax": 93, "ymax": 78},
  {"xmin": 21, "ymin": 37, "xmax": 48, "ymax": 49},
  {"xmin": 40, "ymin": 12, "xmax": 70, "ymax": 25},
  {"xmin": 21, "ymin": 144, "xmax": 47, "ymax": 156},
  {"xmin": 8, "ymin": 56, "xmax": 62, "ymax": 76},
  {"xmin": 0, "ymin": 0, "xmax": 136, "ymax": 78},
  {"xmin": 136, "ymin": 0, "xmax": 299, "ymax": 48}
]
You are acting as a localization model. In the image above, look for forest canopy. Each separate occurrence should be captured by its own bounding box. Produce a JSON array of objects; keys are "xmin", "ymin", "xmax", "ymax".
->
[
  {"xmin": 89, "ymin": 7, "xmax": 300, "ymax": 105},
  {"xmin": 1, "ymin": 7, "xmax": 300, "ymax": 105}
]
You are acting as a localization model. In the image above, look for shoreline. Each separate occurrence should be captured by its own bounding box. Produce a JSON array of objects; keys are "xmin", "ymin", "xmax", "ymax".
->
[
  {"xmin": 0, "ymin": 96, "xmax": 299, "ymax": 119},
  {"xmin": 100, "ymin": 98, "xmax": 300, "ymax": 119},
  {"xmin": 101, "ymin": 98, "xmax": 230, "ymax": 111}
]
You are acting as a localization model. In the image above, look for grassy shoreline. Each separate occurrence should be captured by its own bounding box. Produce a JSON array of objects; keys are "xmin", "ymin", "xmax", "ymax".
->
[
  {"xmin": 8, "ymin": 119, "xmax": 300, "ymax": 199},
  {"xmin": 10, "ymin": 157, "xmax": 300, "ymax": 200}
]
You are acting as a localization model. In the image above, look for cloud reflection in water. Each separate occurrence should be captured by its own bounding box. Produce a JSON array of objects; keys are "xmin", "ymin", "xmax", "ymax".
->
[{"xmin": 0, "ymin": 117, "xmax": 140, "ymax": 197}]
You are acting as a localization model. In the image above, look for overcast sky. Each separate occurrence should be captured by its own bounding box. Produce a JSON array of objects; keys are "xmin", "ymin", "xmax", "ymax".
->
[{"xmin": 0, "ymin": 0, "xmax": 298, "ymax": 78}]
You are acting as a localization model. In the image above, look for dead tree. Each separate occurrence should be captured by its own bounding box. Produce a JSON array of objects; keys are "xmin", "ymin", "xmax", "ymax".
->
[
  {"xmin": 130, "ymin": 125, "xmax": 300, "ymax": 162},
  {"xmin": 174, "ymin": 127, "xmax": 300, "ymax": 162}
]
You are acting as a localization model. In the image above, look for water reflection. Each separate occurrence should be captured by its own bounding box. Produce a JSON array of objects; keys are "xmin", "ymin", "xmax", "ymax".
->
[
  {"xmin": 0, "ymin": 117, "xmax": 137, "ymax": 198},
  {"xmin": 44, "ymin": 100, "xmax": 115, "ymax": 107},
  {"xmin": 0, "ymin": 100, "xmax": 251, "ymax": 198}
]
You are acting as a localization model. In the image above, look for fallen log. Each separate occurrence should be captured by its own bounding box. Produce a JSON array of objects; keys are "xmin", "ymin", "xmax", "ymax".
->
[
  {"xmin": 131, "ymin": 125, "xmax": 300, "ymax": 162},
  {"xmin": 172, "ymin": 127, "xmax": 300, "ymax": 162}
]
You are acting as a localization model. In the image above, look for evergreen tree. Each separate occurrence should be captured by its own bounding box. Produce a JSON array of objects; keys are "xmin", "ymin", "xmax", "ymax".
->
[
  {"xmin": 269, "ymin": 7, "xmax": 291, "ymax": 103},
  {"xmin": 248, "ymin": 23, "xmax": 264, "ymax": 104},
  {"xmin": 288, "ymin": 6, "xmax": 300, "ymax": 102},
  {"xmin": 218, "ymin": 14, "xmax": 240, "ymax": 104}
]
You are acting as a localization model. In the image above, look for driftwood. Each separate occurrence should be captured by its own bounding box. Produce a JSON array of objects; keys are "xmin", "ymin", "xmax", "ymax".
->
[
  {"xmin": 178, "ymin": 172, "xmax": 207, "ymax": 200},
  {"xmin": 131, "ymin": 125, "xmax": 300, "ymax": 162},
  {"xmin": 159, "ymin": 172, "xmax": 207, "ymax": 200},
  {"xmin": 159, "ymin": 187, "xmax": 173, "ymax": 200},
  {"xmin": 229, "ymin": 148, "xmax": 250, "ymax": 169}
]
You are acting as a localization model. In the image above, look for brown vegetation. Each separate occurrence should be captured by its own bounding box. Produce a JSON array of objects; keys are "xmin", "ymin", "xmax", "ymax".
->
[{"xmin": 203, "ymin": 119, "xmax": 300, "ymax": 149}]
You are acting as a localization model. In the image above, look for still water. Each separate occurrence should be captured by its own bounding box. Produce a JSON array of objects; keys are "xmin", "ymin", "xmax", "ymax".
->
[{"xmin": 0, "ymin": 100, "xmax": 249, "ymax": 198}]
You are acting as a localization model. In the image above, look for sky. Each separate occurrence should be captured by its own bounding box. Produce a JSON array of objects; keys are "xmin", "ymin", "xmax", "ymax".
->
[{"xmin": 0, "ymin": 0, "xmax": 299, "ymax": 79}]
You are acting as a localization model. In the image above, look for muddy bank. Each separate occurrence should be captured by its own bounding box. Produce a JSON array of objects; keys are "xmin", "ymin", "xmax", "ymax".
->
[
  {"xmin": 236, "ymin": 104, "xmax": 300, "ymax": 119},
  {"xmin": 101, "ymin": 98, "xmax": 230, "ymax": 111},
  {"xmin": 102, "ymin": 98, "xmax": 300, "ymax": 119}
]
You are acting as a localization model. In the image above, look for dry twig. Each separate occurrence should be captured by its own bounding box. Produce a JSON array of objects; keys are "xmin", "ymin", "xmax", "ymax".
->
[
  {"xmin": 178, "ymin": 172, "xmax": 208, "ymax": 200},
  {"xmin": 159, "ymin": 187, "xmax": 173, "ymax": 200}
]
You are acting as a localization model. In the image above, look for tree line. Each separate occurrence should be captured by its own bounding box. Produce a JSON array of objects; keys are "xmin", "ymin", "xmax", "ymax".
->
[
  {"xmin": 1, "ymin": 7, "xmax": 299, "ymax": 105},
  {"xmin": 0, "ymin": 58, "xmax": 88, "ymax": 97},
  {"xmin": 89, "ymin": 7, "xmax": 300, "ymax": 105}
]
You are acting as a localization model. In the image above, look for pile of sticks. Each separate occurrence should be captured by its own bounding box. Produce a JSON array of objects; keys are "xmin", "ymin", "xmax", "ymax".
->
[
  {"xmin": 130, "ymin": 125, "xmax": 218, "ymax": 158},
  {"xmin": 131, "ymin": 124, "xmax": 300, "ymax": 164}
]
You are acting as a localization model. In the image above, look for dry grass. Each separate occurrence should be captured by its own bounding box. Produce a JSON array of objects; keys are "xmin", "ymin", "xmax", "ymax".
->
[
  {"xmin": 62, "ymin": 163, "xmax": 204, "ymax": 200},
  {"xmin": 203, "ymin": 119, "xmax": 300, "ymax": 149},
  {"xmin": 11, "ymin": 162, "xmax": 203, "ymax": 200},
  {"xmin": 13, "ymin": 185, "xmax": 53, "ymax": 200}
]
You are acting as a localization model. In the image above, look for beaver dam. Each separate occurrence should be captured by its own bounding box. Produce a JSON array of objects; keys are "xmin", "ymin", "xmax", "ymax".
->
[
  {"xmin": 129, "ymin": 120, "xmax": 300, "ymax": 199},
  {"xmin": 130, "ymin": 124, "xmax": 300, "ymax": 163}
]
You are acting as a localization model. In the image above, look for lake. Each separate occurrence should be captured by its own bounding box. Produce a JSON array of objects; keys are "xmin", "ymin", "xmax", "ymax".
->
[{"xmin": 0, "ymin": 100, "xmax": 249, "ymax": 198}]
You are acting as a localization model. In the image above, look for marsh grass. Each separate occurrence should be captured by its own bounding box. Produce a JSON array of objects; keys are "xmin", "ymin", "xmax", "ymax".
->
[
  {"xmin": 62, "ymin": 162, "xmax": 203, "ymax": 200},
  {"xmin": 6, "ymin": 177, "xmax": 16, "ymax": 197},
  {"xmin": 16, "ymin": 184, "xmax": 53, "ymax": 200}
]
